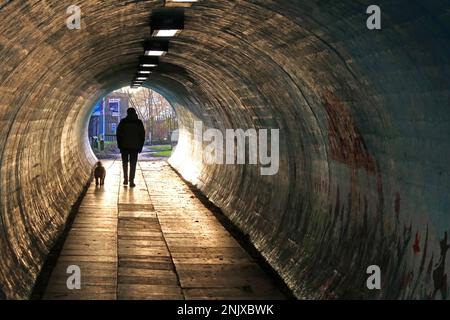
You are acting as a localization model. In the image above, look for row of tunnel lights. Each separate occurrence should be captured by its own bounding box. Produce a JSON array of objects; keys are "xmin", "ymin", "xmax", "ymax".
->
[{"xmin": 131, "ymin": 0, "xmax": 200, "ymax": 88}]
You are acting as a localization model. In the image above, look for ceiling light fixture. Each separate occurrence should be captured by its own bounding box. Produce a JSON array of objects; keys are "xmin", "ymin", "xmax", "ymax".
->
[
  {"xmin": 139, "ymin": 56, "xmax": 159, "ymax": 67},
  {"xmin": 154, "ymin": 29, "xmax": 180, "ymax": 37},
  {"xmin": 146, "ymin": 50, "xmax": 165, "ymax": 56},
  {"xmin": 144, "ymin": 40, "xmax": 169, "ymax": 56},
  {"xmin": 165, "ymin": 0, "xmax": 199, "ymax": 8},
  {"xmin": 151, "ymin": 10, "xmax": 184, "ymax": 38}
]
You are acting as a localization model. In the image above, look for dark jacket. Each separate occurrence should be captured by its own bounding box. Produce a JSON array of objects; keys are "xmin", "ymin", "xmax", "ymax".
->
[{"xmin": 116, "ymin": 114, "xmax": 146, "ymax": 153}]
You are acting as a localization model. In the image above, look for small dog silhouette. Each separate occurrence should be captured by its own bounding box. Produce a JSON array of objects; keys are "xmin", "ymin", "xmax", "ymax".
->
[{"xmin": 94, "ymin": 161, "xmax": 106, "ymax": 186}]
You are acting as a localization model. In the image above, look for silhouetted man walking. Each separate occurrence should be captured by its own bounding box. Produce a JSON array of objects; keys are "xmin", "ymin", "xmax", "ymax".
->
[{"xmin": 116, "ymin": 108, "xmax": 145, "ymax": 188}]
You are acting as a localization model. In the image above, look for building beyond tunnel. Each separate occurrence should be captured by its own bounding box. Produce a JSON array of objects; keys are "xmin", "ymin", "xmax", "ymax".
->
[{"xmin": 88, "ymin": 92, "xmax": 130, "ymax": 140}]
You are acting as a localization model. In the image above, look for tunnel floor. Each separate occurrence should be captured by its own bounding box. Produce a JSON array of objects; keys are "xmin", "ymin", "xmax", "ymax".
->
[{"xmin": 42, "ymin": 159, "xmax": 286, "ymax": 300}]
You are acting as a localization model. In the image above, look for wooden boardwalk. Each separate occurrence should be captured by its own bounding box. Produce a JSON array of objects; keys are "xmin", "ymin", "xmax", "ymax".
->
[{"xmin": 43, "ymin": 160, "xmax": 286, "ymax": 300}]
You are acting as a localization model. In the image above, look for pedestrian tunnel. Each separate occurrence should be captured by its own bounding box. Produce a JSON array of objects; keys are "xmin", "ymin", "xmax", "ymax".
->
[{"xmin": 0, "ymin": 0, "xmax": 449, "ymax": 300}]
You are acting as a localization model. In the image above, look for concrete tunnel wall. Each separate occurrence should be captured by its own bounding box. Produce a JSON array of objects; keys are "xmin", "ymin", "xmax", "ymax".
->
[{"xmin": 0, "ymin": 0, "xmax": 449, "ymax": 299}]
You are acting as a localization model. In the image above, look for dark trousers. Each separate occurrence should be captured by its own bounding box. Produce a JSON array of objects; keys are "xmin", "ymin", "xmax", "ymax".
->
[{"xmin": 121, "ymin": 151, "xmax": 138, "ymax": 182}]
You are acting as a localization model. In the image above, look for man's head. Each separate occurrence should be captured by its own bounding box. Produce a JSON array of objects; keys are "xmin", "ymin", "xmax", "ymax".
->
[{"xmin": 127, "ymin": 108, "xmax": 137, "ymax": 116}]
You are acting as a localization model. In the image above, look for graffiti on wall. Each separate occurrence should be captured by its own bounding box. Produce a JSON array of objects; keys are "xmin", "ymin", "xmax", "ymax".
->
[
  {"xmin": 294, "ymin": 91, "xmax": 450, "ymax": 299},
  {"xmin": 323, "ymin": 91, "xmax": 376, "ymax": 174}
]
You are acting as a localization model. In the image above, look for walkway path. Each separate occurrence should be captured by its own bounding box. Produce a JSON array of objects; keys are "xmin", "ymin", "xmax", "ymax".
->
[{"xmin": 43, "ymin": 160, "xmax": 286, "ymax": 300}]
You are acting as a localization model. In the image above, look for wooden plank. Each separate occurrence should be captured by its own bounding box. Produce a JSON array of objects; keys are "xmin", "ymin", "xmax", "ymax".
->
[{"xmin": 44, "ymin": 160, "xmax": 286, "ymax": 300}]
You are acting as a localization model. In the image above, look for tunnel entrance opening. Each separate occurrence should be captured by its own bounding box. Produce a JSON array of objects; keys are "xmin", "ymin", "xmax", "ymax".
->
[{"xmin": 87, "ymin": 86, "xmax": 178, "ymax": 161}]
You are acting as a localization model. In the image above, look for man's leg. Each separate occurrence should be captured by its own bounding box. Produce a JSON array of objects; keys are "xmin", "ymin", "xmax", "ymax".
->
[
  {"xmin": 129, "ymin": 152, "xmax": 138, "ymax": 187},
  {"xmin": 121, "ymin": 152, "xmax": 129, "ymax": 185}
]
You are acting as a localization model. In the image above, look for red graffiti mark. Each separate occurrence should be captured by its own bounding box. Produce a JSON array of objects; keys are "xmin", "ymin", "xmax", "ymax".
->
[
  {"xmin": 323, "ymin": 91, "xmax": 376, "ymax": 173},
  {"xmin": 319, "ymin": 270, "xmax": 339, "ymax": 298},
  {"xmin": 413, "ymin": 231, "xmax": 421, "ymax": 254},
  {"xmin": 404, "ymin": 271, "xmax": 414, "ymax": 288}
]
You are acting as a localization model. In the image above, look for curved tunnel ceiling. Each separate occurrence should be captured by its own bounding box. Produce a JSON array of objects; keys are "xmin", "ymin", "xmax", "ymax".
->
[{"xmin": 1, "ymin": 0, "xmax": 450, "ymax": 299}]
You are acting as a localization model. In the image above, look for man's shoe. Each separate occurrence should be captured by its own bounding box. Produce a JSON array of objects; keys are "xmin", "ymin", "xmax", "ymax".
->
[
  {"xmin": 123, "ymin": 179, "xmax": 128, "ymax": 185},
  {"xmin": 129, "ymin": 181, "xmax": 136, "ymax": 188}
]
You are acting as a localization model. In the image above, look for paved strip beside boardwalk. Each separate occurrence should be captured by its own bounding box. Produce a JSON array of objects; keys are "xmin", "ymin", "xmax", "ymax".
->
[{"xmin": 44, "ymin": 160, "xmax": 286, "ymax": 300}]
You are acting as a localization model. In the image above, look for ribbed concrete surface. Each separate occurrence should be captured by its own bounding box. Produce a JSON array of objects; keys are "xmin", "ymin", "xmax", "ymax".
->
[{"xmin": 0, "ymin": 0, "xmax": 449, "ymax": 299}]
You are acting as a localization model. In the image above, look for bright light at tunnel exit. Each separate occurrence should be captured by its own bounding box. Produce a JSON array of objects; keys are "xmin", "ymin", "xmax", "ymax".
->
[{"xmin": 87, "ymin": 86, "xmax": 179, "ymax": 160}]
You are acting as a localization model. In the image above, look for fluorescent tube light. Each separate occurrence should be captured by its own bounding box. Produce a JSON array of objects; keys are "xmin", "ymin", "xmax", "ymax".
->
[
  {"xmin": 153, "ymin": 29, "xmax": 180, "ymax": 37},
  {"xmin": 145, "ymin": 50, "xmax": 166, "ymax": 56}
]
